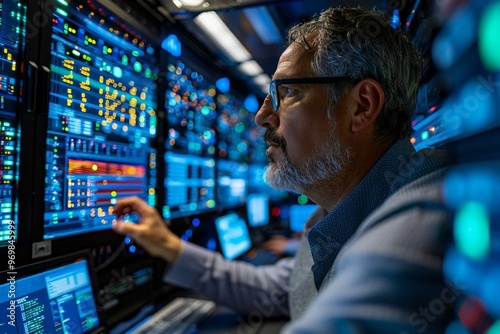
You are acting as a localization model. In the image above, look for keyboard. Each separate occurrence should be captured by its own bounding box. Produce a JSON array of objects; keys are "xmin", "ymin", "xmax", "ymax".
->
[{"xmin": 130, "ymin": 297, "xmax": 216, "ymax": 334}]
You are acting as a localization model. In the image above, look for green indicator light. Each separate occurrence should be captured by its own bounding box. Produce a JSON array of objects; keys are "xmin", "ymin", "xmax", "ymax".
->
[
  {"xmin": 56, "ymin": 8, "xmax": 67, "ymax": 16},
  {"xmin": 207, "ymin": 200, "xmax": 216, "ymax": 208},
  {"xmin": 479, "ymin": 2, "xmax": 500, "ymax": 71},
  {"xmin": 145, "ymin": 68, "xmax": 152, "ymax": 78},
  {"xmin": 57, "ymin": 0, "xmax": 69, "ymax": 6},
  {"xmin": 111, "ymin": 191, "xmax": 117, "ymax": 197},
  {"xmin": 132, "ymin": 50, "xmax": 140, "ymax": 57},
  {"xmin": 454, "ymin": 201, "xmax": 490, "ymax": 260},
  {"xmin": 201, "ymin": 106, "xmax": 210, "ymax": 115},
  {"xmin": 112, "ymin": 66, "xmax": 123, "ymax": 79},
  {"xmin": 421, "ymin": 131, "xmax": 429, "ymax": 141},
  {"xmin": 298, "ymin": 195, "xmax": 309, "ymax": 205},
  {"xmin": 121, "ymin": 55, "xmax": 128, "ymax": 65},
  {"xmin": 68, "ymin": 212, "xmax": 73, "ymax": 218},
  {"xmin": 133, "ymin": 61, "xmax": 143, "ymax": 72}
]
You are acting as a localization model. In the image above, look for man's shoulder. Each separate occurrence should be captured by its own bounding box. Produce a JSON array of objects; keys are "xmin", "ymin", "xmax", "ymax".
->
[{"xmin": 362, "ymin": 168, "xmax": 448, "ymax": 235}]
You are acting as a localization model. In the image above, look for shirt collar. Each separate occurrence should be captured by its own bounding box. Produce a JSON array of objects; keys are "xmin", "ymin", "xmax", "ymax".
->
[{"xmin": 307, "ymin": 139, "xmax": 416, "ymax": 289}]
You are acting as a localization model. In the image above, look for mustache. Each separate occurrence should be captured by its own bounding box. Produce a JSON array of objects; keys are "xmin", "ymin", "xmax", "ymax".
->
[{"xmin": 264, "ymin": 129, "xmax": 287, "ymax": 152}]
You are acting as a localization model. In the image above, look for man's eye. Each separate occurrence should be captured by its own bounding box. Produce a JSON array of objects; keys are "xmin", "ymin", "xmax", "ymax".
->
[{"xmin": 280, "ymin": 86, "xmax": 294, "ymax": 96}]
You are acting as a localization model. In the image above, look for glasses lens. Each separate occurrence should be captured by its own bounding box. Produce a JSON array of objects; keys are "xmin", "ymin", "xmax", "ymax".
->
[{"xmin": 269, "ymin": 81, "xmax": 278, "ymax": 111}]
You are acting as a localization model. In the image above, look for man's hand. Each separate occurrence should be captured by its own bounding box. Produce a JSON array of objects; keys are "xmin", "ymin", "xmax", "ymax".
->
[
  {"xmin": 112, "ymin": 196, "xmax": 183, "ymax": 263},
  {"xmin": 261, "ymin": 236, "xmax": 290, "ymax": 256}
]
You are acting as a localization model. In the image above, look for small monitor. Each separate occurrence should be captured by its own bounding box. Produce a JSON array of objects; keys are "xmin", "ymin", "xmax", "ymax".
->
[
  {"xmin": 289, "ymin": 204, "xmax": 318, "ymax": 232},
  {"xmin": 246, "ymin": 194, "xmax": 269, "ymax": 227},
  {"xmin": 214, "ymin": 213, "xmax": 252, "ymax": 260},
  {"xmin": 0, "ymin": 251, "xmax": 102, "ymax": 333}
]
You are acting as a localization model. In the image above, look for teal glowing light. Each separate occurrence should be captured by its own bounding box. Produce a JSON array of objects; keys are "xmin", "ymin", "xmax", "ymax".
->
[
  {"xmin": 486, "ymin": 320, "xmax": 500, "ymax": 334},
  {"xmin": 421, "ymin": 131, "xmax": 429, "ymax": 141},
  {"xmin": 298, "ymin": 195, "xmax": 308, "ymax": 205},
  {"xmin": 203, "ymin": 131, "xmax": 213, "ymax": 140},
  {"xmin": 132, "ymin": 50, "xmax": 140, "ymax": 57},
  {"xmin": 237, "ymin": 142, "xmax": 248, "ymax": 152},
  {"xmin": 235, "ymin": 123, "xmax": 245, "ymax": 133},
  {"xmin": 121, "ymin": 55, "xmax": 128, "ymax": 65},
  {"xmin": 133, "ymin": 61, "xmax": 142, "ymax": 72},
  {"xmin": 112, "ymin": 66, "xmax": 123, "ymax": 78},
  {"xmin": 479, "ymin": 2, "xmax": 500, "ymax": 71},
  {"xmin": 56, "ymin": 8, "xmax": 68, "ymax": 16},
  {"xmin": 454, "ymin": 201, "xmax": 490, "ymax": 260},
  {"xmin": 163, "ymin": 206, "xmax": 171, "ymax": 218},
  {"xmin": 201, "ymin": 106, "xmax": 211, "ymax": 115}
]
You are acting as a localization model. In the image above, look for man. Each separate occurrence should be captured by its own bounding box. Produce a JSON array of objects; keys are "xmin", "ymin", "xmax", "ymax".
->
[{"xmin": 113, "ymin": 6, "xmax": 451, "ymax": 332}]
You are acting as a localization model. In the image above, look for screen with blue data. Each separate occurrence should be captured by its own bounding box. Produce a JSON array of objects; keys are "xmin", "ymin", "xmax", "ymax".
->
[
  {"xmin": 0, "ymin": 0, "xmax": 24, "ymax": 245},
  {"xmin": 43, "ymin": 0, "xmax": 158, "ymax": 239},
  {"xmin": 246, "ymin": 194, "xmax": 269, "ymax": 227},
  {"xmin": 216, "ymin": 159, "xmax": 247, "ymax": 208},
  {"xmin": 215, "ymin": 213, "xmax": 252, "ymax": 260},
  {"xmin": 0, "ymin": 258, "xmax": 100, "ymax": 333},
  {"xmin": 163, "ymin": 60, "xmax": 217, "ymax": 218},
  {"xmin": 289, "ymin": 204, "xmax": 318, "ymax": 232}
]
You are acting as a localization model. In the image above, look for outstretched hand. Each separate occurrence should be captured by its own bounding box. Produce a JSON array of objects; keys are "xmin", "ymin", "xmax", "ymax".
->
[{"xmin": 112, "ymin": 196, "xmax": 183, "ymax": 263}]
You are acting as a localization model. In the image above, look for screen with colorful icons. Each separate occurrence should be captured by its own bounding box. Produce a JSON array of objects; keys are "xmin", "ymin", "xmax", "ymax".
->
[
  {"xmin": 0, "ymin": 0, "xmax": 25, "ymax": 245},
  {"xmin": 43, "ymin": 0, "xmax": 158, "ymax": 239}
]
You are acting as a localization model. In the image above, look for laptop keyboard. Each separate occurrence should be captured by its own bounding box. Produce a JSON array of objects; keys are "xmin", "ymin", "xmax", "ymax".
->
[{"xmin": 131, "ymin": 297, "xmax": 216, "ymax": 334}]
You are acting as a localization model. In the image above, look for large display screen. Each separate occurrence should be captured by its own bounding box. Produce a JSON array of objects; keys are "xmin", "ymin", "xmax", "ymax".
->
[
  {"xmin": 0, "ymin": 0, "xmax": 25, "ymax": 244},
  {"xmin": 44, "ymin": 0, "xmax": 158, "ymax": 239},
  {"xmin": 163, "ymin": 60, "xmax": 217, "ymax": 218}
]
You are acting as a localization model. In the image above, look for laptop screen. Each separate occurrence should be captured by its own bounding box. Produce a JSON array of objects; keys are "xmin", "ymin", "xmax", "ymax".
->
[
  {"xmin": 0, "ymin": 252, "xmax": 101, "ymax": 333},
  {"xmin": 214, "ymin": 213, "xmax": 252, "ymax": 260},
  {"xmin": 289, "ymin": 204, "xmax": 318, "ymax": 232},
  {"xmin": 246, "ymin": 194, "xmax": 269, "ymax": 227}
]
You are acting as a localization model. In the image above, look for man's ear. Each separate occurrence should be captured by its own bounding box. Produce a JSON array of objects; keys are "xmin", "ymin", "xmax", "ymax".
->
[{"xmin": 349, "ymin": 78, "xmax": 385, "ymax": 133}]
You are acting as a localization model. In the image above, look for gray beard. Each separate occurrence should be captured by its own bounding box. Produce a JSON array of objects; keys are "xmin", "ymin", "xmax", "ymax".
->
[{"xmin": 264, "ymin": 134, "xmax": 351, "ymax": 194}]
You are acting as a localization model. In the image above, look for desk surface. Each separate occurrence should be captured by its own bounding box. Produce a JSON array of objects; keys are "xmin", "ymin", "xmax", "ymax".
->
[{"xmin": 198, "ymin": 306, "xmax": 288, "ymax": 334}]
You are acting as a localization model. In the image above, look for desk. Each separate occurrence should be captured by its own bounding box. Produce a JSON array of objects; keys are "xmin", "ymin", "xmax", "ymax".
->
[
  {"xmin": 108, "ymin": 287, "xmax": 289, "ymax": 334},
  {"xmin": 198, "ymin": 306, "xmax": 288, "ymax": 334}
]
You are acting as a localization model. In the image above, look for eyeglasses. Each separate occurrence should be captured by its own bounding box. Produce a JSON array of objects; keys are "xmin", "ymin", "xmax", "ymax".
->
[{"xmin": 269, "ymin": 77, "xmax": 350, "ymax": 111}]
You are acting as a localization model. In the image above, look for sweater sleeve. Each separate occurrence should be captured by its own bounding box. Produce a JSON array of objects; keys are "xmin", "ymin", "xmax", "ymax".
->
[{"xmin": 164, "ymin": 242, "xmax": 294, "ymax": 317}]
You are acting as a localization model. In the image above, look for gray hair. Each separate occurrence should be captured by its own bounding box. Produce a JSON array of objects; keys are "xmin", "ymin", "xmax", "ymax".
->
[{"xmin": 288, "ymin": 7, "xmax": 422, "ymax": 140}]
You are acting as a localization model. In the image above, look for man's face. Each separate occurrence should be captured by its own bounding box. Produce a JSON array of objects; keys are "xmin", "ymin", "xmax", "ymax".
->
[{"xmin": 255, "ymin": 39, "xmax": 352, "ymax": 193}]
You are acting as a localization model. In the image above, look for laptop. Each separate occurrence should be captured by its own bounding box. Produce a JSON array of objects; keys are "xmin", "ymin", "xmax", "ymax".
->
[
  {"xmin": 214, "ymin": 212, "xmax": 278, "ymax": 265},
  {"xmin": 246, "ymin": 193, "xmax": 272, "ymax": 245},
  {"xmin": 0, "ymin": 250, "xmax": 104, "ymax": 334}
]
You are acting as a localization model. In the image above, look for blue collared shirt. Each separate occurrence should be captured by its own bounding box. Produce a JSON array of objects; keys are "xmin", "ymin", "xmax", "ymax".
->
[{"xmin": 308, "ymin": 139, "xmax": 447, "ymax": 289}]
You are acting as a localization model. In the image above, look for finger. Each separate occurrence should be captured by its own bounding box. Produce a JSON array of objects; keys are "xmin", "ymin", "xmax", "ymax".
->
[
  {"xmin": 114, "ymin": 196, "xmax": 151, "ymax": 217},
  {"xmin": 112, "ymin": 219, "xmax": 141, "ymax": 236}
]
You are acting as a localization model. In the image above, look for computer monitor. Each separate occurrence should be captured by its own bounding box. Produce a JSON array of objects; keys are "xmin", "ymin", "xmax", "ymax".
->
[
  {"xmin": 289, "ymin": 204, "xmax": 318, "ymax": 232},
  {"xmin": 216, "ymin": 159, "xmax": 247, "ymax": 209},
  {"xmin": 0, "ymin": 0, "xmax": 24, "ymax": 247},
  {"xmin": 163, "ymin": 60, "xmax": 217, "ymax": 219},
  {"xmin": 216, "ymin": 93, "xmax": 250, "ymax": 162},
  {"xmin": 214, "ymin": 213, "xmax": 252, "ymax": 260},
  {"xmin": 246, "ymin": 194, "xmax": 269, "ymax": 227},
  {"xmin": 41, "ymin": 0, "xmax": 158, "ymax": 240},
  {"xmin": 0, "ymin": 250, "xmax": 103, "ymax": 333}
]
